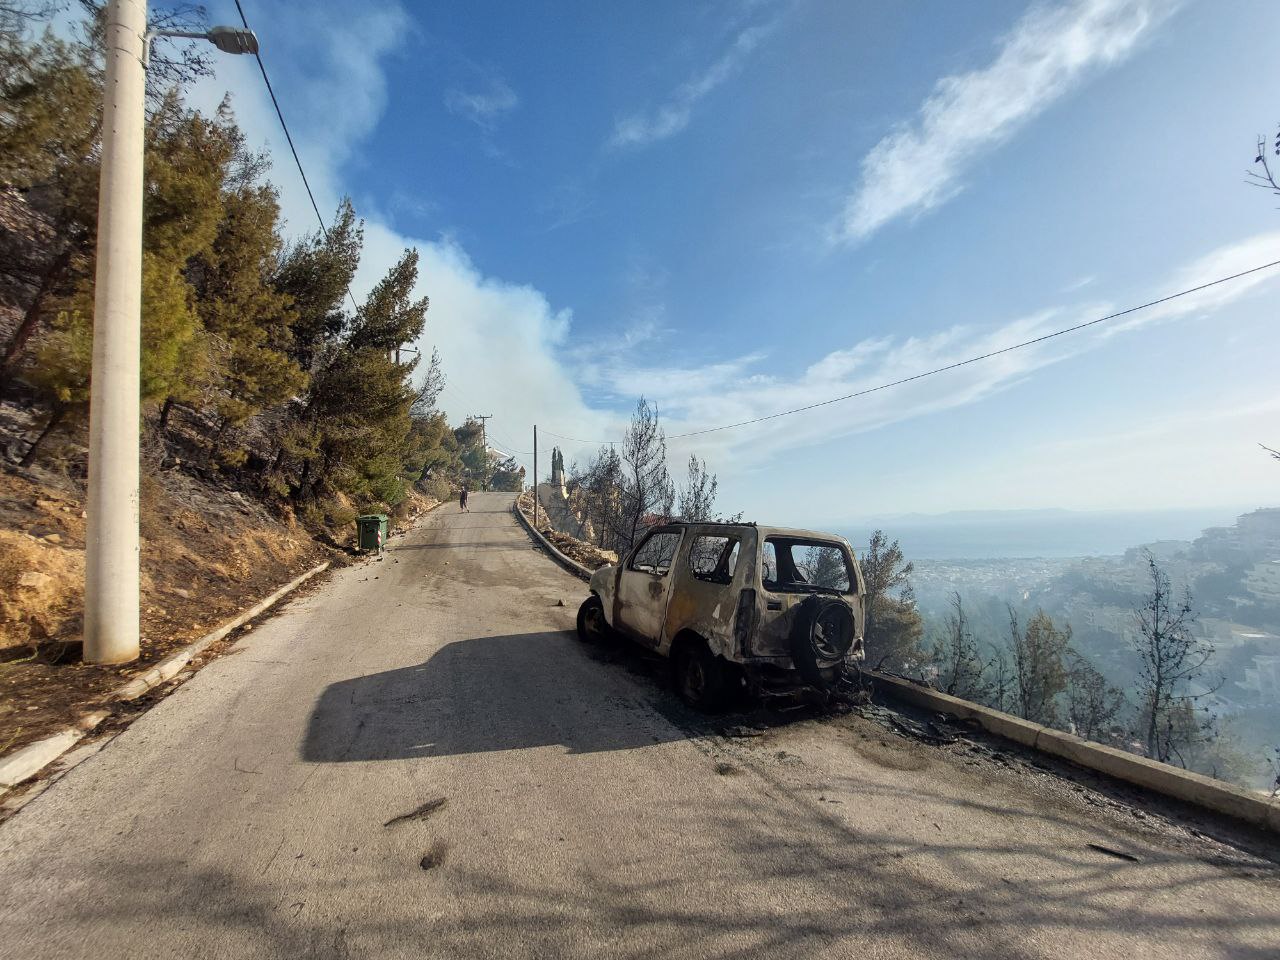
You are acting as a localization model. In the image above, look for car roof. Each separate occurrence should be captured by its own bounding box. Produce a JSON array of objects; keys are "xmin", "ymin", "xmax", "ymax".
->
[{"xmin": 659, "ymin": 520, "xmax": 851, "ymax": 546}]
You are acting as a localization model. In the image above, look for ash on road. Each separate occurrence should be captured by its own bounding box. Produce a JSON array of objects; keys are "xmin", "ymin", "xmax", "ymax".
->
[{"xmin": 1, "ymin": 492, "xmax": 1276, "ymax": 959}]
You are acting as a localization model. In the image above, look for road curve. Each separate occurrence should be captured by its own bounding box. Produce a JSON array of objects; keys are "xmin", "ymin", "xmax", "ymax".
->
[{"xmin": 0, "ymin": 492, "xmax": 1276, "ymax": 959}]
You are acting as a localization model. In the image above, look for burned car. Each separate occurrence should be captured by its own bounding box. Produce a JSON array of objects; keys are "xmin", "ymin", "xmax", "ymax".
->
[{"xmin": 576, "ymin": 521, "xmax": 865, "ymax": 709}]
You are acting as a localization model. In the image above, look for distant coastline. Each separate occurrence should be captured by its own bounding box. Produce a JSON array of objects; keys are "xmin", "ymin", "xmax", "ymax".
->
[{"xmin": 835, "ymin": 506, "xmax": 1254, "ymax": 560}]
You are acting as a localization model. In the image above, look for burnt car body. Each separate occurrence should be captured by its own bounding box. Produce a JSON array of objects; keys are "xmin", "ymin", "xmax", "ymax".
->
[{"xmin": 576, "ymin": 521, "xmax": 865, "ymax": 709}]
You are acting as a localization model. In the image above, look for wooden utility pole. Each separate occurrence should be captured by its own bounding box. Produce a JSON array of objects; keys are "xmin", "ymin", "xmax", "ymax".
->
[
  {"xmin": 472, "ymin": 414, "xmax": 492, "ymax": 489},
  {"xmin": 532, "ymin": 424, "xmax": 539, "ymax": 529}
]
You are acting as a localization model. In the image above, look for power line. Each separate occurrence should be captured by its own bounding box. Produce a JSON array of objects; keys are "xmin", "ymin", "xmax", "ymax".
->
[
  {"xmin": 488, "ymin": 431, "xmax": 532, "ymax": 456},
  {"xmin": 438, "ymin": 378, "xmax": 484, "ymax": 414},
  {"xmin": 232, "ymin": 0, "xmax": 360, "ymax": 314},
  {"xmin": 546, "ymin": 258, "xmax": 1280, "ymax": 443},
  {"xmin": 492, "ymin": 442, "xmax": 533, "ymax": 457},
  {"xmin": 539, "ymin": 428, "xmax": 615, "ymax": 445}
]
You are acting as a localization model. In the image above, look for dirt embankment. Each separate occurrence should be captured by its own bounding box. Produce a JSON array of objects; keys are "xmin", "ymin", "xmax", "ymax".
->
[
  {"xmin": 0, "ymin": 466, "xmax": 344, "ymax": 756},
  {"xmin": 516, "ymin": 490, "xmax": 616, "ymax": 571}
]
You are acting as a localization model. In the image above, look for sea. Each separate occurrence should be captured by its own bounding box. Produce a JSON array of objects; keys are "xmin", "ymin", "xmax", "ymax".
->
[{"xmin": 835, "ymin": 506, "xmax": 1255, "ymax": 561}]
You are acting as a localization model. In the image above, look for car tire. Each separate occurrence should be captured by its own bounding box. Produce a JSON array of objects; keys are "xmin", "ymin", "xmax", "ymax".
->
[
  {"xmin": 576, "ymin": 595, "xmax": 609, "ymax": 643},
  {"xmin": 673, "ymin": 640, "xmax": 728, "ymax": 711},
  {"xmin": 790, "ymin": 596, "xmax": 855, "ymax": 689}
]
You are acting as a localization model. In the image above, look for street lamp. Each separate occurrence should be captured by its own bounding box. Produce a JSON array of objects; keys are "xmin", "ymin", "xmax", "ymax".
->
[
  {"xmin": 143, "ymin": 24, "xmax": 259, "ymax": 66},
  {"xmin": 84, "ymin": 1, "xmax": 258, "ymax": 665}
]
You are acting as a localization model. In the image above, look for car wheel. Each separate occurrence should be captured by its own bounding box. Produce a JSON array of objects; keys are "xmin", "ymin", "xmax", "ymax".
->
[
  {"xmin": 576, "ymin": 595, "xmax": 609, "ymax": 643},
  {"xmin": 674, "ymin": 640, "xmax": 727, "ymax": 711}
]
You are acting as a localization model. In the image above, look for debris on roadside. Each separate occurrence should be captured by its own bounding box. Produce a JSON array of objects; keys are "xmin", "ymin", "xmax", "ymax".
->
[
  {"xmin": 384, "ymin": 796, "xmax": 448, "ymax": 828},
  {"xmin": 1087, "ymin": 842, "xmax": 1141, "ymax": 862},
  {"xmin": 514, "ymin": 492, "xmax": 617, "ymax": 571},
  {"xmin": 721, "ymin": 724, "xmax": 767, "ymax": 739}
]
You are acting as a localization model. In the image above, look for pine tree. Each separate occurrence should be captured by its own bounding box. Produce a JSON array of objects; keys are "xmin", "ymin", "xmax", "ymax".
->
[
  {"xmin": 677, "ymin": 455, "xmax": 719, "ymax": 521},
  {"xmin": 861, "ymin": 531, "xmax": 924, "ymax": 672},
  {"xmin": 933, "ymin": 593, "xmax": 990, "ymax": 701},
  {"xmin": 294, "ymin": 248, "xmax": 429, "ymax": 509},
  {"xmin": 1065, "ymin": 651, "xmax": 1127, "ymax": 743},
  {"xmin": 1007, "ymin": 608, "xmax": 1071, "ymax": 726},
  {"xmin": 17, "ymin": 93, "xmax": 228, "ymax": 460},
  {"xmin": 1132, "ymin": 551, "xmax": 1215, "ymax": 762},
  {"xmin": 187, "ymin": 171, "xmax": 306, "ymax": 463},
  {"xmin": 264, "ymin": 200, "xmax": 363, "ymax": 496},
  {"xmin": 614, "ymin": 397, "xmax": 674, "ymax": 549},
  {"xmin": 274, "ymin": 199, "xmax": 362, "ymax": 373},
  {"xmin": 0, "ymin": 29, "xmax": 100, "ymax": 387}
]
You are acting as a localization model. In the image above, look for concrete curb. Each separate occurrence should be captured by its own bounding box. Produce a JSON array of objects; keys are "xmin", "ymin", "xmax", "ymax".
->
[
  {"xmin": 114, "ymin": 561, "xmax": 330, "ymax": 700},
  {"xmin": 0, "ymin": 561, "xmax": 329, "ymax": 791},
  {"xmin": 866, "ymin": 670, "xmax": 1280, "ymax": 833},
  {"xmin": 511, "ymin": 498, "xmax": 592, "ymax": 582},
  {"xmin": 0, "ymin": 728, "xmax": 83, "ymax": 790}
]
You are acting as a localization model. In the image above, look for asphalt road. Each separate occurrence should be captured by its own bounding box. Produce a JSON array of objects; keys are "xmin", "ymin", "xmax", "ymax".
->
[{"xmin": 1, "ymin": 492, "xmax": 1277, "ymax": 959}]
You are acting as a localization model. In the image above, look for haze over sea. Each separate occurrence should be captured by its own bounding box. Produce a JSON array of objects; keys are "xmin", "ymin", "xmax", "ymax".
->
[{"xmin": 838, "ymin": 507, "xmax": 1254, "ymax": 561}]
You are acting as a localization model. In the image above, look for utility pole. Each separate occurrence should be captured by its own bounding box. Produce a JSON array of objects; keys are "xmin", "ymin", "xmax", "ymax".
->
[
  {"xmin": 83, "ymin": 2, "xmax": 256, "ymax": 664},
  {"xmin": 533, "ymin": 424, "xmax": 538, "ymax": 529},
  {"xmin": 472, "ymin": 413, "xmax": 492, "ymax": 490},
  {"xmin": 83, "ymin": 0, "xmax": 147, "ymax": 664},
  {"xmin": 393, "ymin": 344, "xmax": 420, "ymax": 365}
]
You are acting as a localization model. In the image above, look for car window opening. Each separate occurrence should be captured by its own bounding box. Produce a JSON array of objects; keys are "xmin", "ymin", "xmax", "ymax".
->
[
  {"xmin": 762, "ymin": 537, "xmax": 852, "ymax": 594},
  {"xmin": 629, "ymin": 531, "xmax": 682, "ymax": 576},
  {"xmin": 688, "ymin": 535, "xmax": 740, "ymax": 583}
]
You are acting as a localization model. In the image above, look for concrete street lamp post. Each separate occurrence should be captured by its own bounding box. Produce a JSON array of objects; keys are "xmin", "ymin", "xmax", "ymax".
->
[{"xmin": 84, "ymin": 0, "xmax": 257, "ymax": 664}]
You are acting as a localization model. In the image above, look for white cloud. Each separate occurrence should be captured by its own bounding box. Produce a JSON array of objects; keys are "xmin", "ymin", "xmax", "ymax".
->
[
  {"xmin": 1110, "ymin": 231, "xmax": 1280, "ymax": 332},
  {"xmin": 588, "ymin": 231, "xmax": 1280, "ymax": 472},
  {"xmin": 609, "ymin": 20, "xmax": 777, "ymax": 149},
  {"xmin": 444, "ymin": 77, "xmax": 519, "ymax": 131},
  {"xmin": 597, "ymin": 310, "xmax": 1088, "ymax": 471},
  {"xmin": 836, "ymin": 0, "xmax": 1176, "ymax": 243}
]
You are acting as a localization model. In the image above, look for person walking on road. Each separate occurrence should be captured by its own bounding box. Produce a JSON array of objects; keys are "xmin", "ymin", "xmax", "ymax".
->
[{"xmin": 459, "ymin": 485, "xmax": 469, "ymax": 512}]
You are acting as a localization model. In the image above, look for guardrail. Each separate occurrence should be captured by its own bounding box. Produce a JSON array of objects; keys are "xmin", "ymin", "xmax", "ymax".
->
[
  {"xmin": 865, "ymin": 670, "xmax": 1280, "ymax": 833},
  {"xmin": 511, "ymin": 497, "xmax": 592, "ymax": 582}
]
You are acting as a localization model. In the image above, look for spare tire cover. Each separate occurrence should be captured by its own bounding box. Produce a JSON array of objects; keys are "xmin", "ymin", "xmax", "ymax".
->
[{"xmin": 790, "ymin": 596, "xmax": 855, "ymax": 687}]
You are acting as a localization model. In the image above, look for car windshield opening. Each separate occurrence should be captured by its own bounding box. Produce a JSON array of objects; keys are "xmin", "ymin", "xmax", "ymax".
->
[{"xmin": 762, "ymin": 538, "xmax": 852, "ymax": 594}]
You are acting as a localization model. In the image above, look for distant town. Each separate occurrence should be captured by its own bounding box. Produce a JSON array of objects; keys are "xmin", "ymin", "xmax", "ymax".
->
[{"xmin": 900, "ymin": 508, "xmax": 1280, "ymax": 788}]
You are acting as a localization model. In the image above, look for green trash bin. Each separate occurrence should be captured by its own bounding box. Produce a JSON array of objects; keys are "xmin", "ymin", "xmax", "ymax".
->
[{"xmin": 357, "ymin": 513, "xmax": 389, "ymax": 553}]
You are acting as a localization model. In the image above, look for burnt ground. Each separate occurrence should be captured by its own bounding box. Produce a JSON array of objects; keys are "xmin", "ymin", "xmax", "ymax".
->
[
  {"xmin": 0, "ymin": 446, "xmax": 360, "ymax": 758},
  {"xmin": 515, "ymin": 497, "xmax": 1280, "ymax": 869},
  {"xmin": 574, "ymin": 631, "xmax": 1280, "ymax": 872},
  {"xmin": 0, "ymin": 464, "xmax": 340, "ymax": 756},
  {"xmin": 0, "ymin": 382, "xmax": 441, "ymax": 761}
]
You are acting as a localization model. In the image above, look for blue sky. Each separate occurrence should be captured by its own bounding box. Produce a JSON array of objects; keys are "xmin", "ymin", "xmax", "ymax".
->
[{"xmin": 186, "ymin": 0, "xmax": 1280, "ymax": 526}]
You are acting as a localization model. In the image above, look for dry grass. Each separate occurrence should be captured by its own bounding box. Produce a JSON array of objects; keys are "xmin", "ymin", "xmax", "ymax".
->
[
  {"xmin": 0, "ymin": 530, "xmax": 85, "ymax": 649},
  {"xmin": 0, "ymin": 466, "xmax": 336, "ymax": 756}
]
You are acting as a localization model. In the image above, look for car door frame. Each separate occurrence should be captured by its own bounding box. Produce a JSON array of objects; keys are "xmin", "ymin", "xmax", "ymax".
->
[
  {"xmin": 657, "ymin": 527, "xmax": 745, "ymax": 658},
  {"xmin": 612, "ymin": 526, "xmax": 685, "ymax": 648}
]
